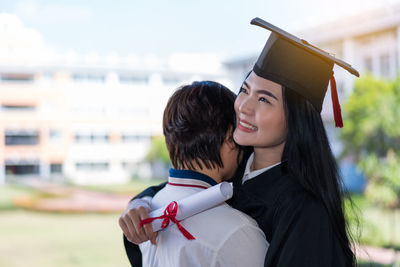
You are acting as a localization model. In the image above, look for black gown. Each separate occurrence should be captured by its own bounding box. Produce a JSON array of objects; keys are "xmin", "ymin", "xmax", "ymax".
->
[{"xmin": 124, "ymin": 162, "xmax": 350, "ymax": 267}]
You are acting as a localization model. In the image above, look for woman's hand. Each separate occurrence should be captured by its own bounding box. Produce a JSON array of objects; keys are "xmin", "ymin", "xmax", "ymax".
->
[{"xmin": 119, "ymin": 198, "xmax": 157, "ymax": 245}]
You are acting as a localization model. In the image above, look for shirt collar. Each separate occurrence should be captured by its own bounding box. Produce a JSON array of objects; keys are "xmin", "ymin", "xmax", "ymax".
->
[
  {"xmin": 242, "ymin": 153, "xmax": 281, "ymax": 184},
  {"xmin": 168, "ymin": 168, "xmax": 217, "ymax": 189}
]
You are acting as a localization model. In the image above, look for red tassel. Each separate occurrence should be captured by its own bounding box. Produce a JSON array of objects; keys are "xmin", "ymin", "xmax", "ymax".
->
[{"xmin": 330, "ymin": 72, "xmax": 343, "ymax": 128}]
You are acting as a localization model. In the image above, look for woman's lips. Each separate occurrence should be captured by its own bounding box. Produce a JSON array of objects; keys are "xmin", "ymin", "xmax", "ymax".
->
[{"xmin": 237, "ymin": 119, "xmax": 258, "ymax": 133}]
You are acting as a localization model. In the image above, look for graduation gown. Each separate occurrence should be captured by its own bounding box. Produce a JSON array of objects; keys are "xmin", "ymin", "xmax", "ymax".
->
[
  {"xmin": 230, "ymin": 162, "xmax": 350, "ymax": 266},
  {"xmin": 124, "ymin": 163, "xmax": 350, "ymax": 267}
]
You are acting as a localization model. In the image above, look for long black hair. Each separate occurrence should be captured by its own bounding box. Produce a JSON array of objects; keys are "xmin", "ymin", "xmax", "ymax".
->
[{"xmin": 282, "ymin": 87, "xmax": 356, "ymax": 266}]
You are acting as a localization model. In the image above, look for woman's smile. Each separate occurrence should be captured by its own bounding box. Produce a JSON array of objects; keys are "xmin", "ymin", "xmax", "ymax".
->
[{"xmin": 237, "ymin": 119, "xmax": 258, "ymax": 132}]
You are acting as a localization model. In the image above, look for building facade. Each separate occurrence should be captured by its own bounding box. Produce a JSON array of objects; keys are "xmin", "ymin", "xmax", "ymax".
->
[{"xmin": 0, "ymin": 55, "xmax": 228, "ymax": 185}]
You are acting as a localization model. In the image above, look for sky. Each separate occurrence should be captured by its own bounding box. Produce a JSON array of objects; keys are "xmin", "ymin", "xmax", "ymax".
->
[{"xmin": 1, "ymin": 0, "xmax": 400, "ymax": 61}]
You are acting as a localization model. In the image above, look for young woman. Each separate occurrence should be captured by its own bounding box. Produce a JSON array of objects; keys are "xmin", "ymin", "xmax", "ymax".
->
[
  {"xmin": 120, "ymin": 18, "xmax": 359, "ymax": 266},
  {"xmin": 230, "ymin": 70, "xmax": 355, "ymax": 266}
]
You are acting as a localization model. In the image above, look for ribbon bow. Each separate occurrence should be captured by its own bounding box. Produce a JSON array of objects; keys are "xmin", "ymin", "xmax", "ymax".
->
[{"xmin": 139, "ymin": 201, "xmax": 195, "ymax": 240}]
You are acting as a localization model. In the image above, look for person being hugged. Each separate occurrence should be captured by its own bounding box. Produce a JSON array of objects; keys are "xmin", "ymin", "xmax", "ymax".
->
[{"xmin": 120, "ymin": 81, "xmax": 268, "ymax": 267}]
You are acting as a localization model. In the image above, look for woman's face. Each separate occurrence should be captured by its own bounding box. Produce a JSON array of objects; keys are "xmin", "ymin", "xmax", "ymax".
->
[{"xmin": 233, "ymin": 71, "xmax": 287, "ymax": 149}]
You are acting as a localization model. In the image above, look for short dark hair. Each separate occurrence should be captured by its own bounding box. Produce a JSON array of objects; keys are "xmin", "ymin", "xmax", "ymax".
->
[{"xmin": 163, "ymin": 81, "xmax": 236, "ymax": 170}]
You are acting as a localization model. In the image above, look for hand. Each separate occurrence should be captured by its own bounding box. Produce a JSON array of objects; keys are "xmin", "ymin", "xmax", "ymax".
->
[{"xmin": 119, "ymin": 198, "xmax": 158, "ymax": 245}]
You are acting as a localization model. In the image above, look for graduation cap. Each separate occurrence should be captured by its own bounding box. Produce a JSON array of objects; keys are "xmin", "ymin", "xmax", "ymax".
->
[{"xmin": 251, "ymin": 17, "xmax": 360, "ymax": 128}]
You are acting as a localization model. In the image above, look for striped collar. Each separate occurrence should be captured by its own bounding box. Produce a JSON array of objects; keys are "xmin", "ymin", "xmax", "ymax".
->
[{"xmin": 168, "ymin": 168, "xmax": 217, "ymax": 189}]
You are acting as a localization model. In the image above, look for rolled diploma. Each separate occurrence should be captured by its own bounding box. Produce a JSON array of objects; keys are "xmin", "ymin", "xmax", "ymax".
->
[{"xmin": 149, "ymin": 182, "xmax": 233, "ymax": 232}]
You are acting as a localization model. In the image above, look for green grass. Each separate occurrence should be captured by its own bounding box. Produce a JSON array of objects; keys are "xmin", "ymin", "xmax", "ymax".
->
[
  {"xmin": 0, "ymin": 185, "xmax": 34, "ymax": 210},
  {"xmin": 1, "ymin": 185, "xmax": 399, "ymax": 266},
  {"xmin": 0, "ymin": 210, "xmax": 130, "ymax": 267}
]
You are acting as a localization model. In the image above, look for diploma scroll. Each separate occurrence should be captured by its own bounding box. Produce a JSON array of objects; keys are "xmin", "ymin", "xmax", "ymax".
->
[{"xmin": 149, "ymin": 182, "xmax": 233, "ymax": 232}]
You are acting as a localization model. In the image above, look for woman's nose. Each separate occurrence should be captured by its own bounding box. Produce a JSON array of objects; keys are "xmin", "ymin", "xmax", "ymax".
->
[{"xmin": 238, "ymin": 97, "xmax": 254, "ymax": 115}]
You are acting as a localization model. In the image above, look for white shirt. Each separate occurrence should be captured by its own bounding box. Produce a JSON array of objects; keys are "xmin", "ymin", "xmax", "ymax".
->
[
  {"xmin": 242, "ymin": 153, "xmax": 281, "ymax": 184},
  {"xmin": 139, "ymin": 169, "xmax": 268, "ymax": 267}
]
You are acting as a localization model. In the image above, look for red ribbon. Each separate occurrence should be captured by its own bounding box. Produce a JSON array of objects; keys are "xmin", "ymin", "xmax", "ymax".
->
[
  {"xmin": 330, "ymin": 71, "xmax": 343, "ymax": 128},
  {"xmin": 139, "ymin": 201, "xmax": 195, "ymax": 240}
]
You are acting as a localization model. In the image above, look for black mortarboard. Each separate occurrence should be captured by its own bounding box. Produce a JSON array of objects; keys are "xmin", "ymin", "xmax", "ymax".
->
[{"xmin": 251, "ymin": 17, "xmax": 360, "ymax": 127}]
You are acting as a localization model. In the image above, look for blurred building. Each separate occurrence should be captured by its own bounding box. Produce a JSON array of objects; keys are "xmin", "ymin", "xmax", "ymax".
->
[
  {"xmin": 0, "ymin": 60, "xmax": 229, "ymax": 184},
  {"xmin": 3, "ymin": 5, "xmax": 399, "ymax": 186},
  {"xmin": 0, "ymin": 14, "xmax": 229, "ymax": 184}
]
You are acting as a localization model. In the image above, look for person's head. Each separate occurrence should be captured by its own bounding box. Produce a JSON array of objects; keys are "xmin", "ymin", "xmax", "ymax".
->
[
  {"xmin": 233, "ymin": 71, "xmax": 287, "ymax": 158},
  {"xmin": 163, "ymin": 81, "xmax": 239, "ymax": 181}
]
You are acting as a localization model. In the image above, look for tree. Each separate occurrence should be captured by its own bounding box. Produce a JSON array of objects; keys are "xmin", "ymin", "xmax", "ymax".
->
[
  {"xmin": 340, "ymin": 75, "xmax": 400, "ymax": 250},
  {"xmin": 340, "ymin": 74, "xmax": 400, "ymax": 209},
  {"xmin": 145, "ymin": 135, "xmax": 170, "ymax": 164}
]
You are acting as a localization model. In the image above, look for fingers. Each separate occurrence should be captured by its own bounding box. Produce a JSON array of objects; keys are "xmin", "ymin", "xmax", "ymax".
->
[
  {"xmin": 130, "ymin": 207, "xmax": 150, "ymax": 243},
  {"xmin": 138, "ymin": 206, "xmax": 156, "ymax": 242},
  {"xmin": 119, "ymin": 213, "xmax": 136, "ymax": 243},
  {"xmin": 119, "ymin": 204, "xmax": 156, "ymax": 245},
  {"xmin": 118, "ymin": 216, "xmax": 130, "ymax": 241}
]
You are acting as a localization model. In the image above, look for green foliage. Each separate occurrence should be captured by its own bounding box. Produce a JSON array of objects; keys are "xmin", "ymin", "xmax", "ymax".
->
[
  {"xmin": 145, "ymin": 135, "xmax": 171, "ymax": 164},
  {"xmin": 340, "ymin": 75, "xmax": 400, "ymax": 209}
]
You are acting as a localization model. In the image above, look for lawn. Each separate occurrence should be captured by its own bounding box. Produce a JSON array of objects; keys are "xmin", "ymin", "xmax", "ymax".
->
[
  {"xmin": 0, "ymin": 184, "xmax": 34, "ymax": 210},
  {"xmin": 0, "ymin": 210, "xmax": 130, "ymax": 267},
  {"xmin": 0, "ymin": 182, "xmax": 158, "ymax": 267},
  {"xmin": 0, "ymin": 184, "xmax": 399, "ymax": 266}
]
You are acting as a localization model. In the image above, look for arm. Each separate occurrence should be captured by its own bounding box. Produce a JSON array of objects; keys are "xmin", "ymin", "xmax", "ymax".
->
[{"xmin": 119, "ymin": 182, "xmax": 167, "ymax": 267}]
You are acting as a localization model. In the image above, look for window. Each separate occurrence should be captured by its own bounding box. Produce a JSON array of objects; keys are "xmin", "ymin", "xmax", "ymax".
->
[
  {"xmin": 74, "ymin": 133, "xmax": 109, "ymax": 143},
  {"xmin": 121, "ymin": 134, "xmax": 149, "ymax": 143},
  {"xmin": 119, "ymin": 75, "xmax": 149, "ymax": 84},
  {"xmin": 75, "ymin": 162, "xmax": 109, "ymax": 171},
  {"xmin": 0, "ymin": 73, "xmax": 34, "ymax": 83},
  {"xmin": 364, "ymin": 57, "xmax": 373, "ymax": 73},
  {"xmin": 74, "ymin": 134, "xmax": 91, "ymax": 143},
  {"xmin": 91, "ymin": 134, "xmax": 109, "ymax": 143},
  {"xmin": 5, "ymin": 160, "xmax": 40, "ymax": 175},
  {"xmin": 122, "ymin": 161, "xmax": 138, "ymax": 171},
  {"xmin": 50, "ymin": 164, "xmax": 63, "ymax": 174},
  {"xmin": 72, "ymin": 74, "xmax": 105, "ymax": 83},
  {"xmin": 380, "ymin": 53, "xmax": 391, "ymax": 77},
  {"xmin": 1, "ymin": 105, "xmax": 35, "ymax": 112},
  {"xmin": 49, "ymin": 130, "xmax": 62, "ymax": 141},
  {"xmin": 5, "ymin": 130, "xmax": 39, "ymax": 145}
]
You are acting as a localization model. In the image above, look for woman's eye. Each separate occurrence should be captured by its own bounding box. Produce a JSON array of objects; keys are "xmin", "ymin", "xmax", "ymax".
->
[
  {"xmin": 239, "ymin": 87, "xmax": 248, "ymax": 94},
  {"xmin": 259, "ymin": 97, "xmax": 270, "ymax": 104}
]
